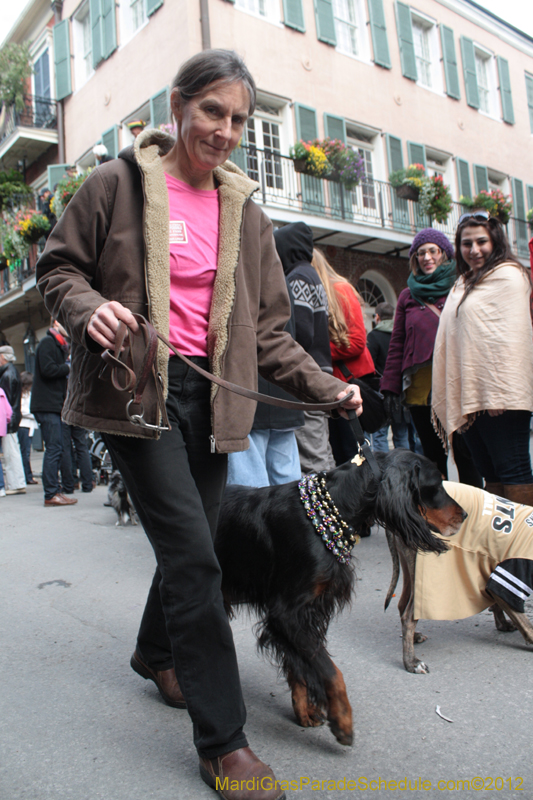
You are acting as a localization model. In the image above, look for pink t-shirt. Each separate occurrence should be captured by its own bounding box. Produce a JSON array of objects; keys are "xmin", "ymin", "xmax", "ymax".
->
[{"xmin": 165, "ymin": 173, "xmax": 219, "ymax": 357}]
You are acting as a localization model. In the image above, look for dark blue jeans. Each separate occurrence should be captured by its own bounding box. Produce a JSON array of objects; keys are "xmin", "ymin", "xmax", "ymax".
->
[
  {"xmin": 61, "ymin": 424, "xmax": 93, "ymax": 492},
  {"xmin": 17, "ymin": 427, "xmax": 34, "ymax": 482},
  {"xmin": 103, "ymin": 356, "xmax": 247, "ymax": 759},
  {"xmin": 34, "ymin": 412, "xmax": 63, "ymax": 500},
  {"xmin": 461, "ymin": 410, "xmax": 533, "ymax": 484}
]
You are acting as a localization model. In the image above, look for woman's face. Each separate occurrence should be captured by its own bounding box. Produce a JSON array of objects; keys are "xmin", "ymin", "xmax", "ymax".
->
[
  {"xmin": 459, "ymin": 225, "xmax": 494, "ymax": 272},
  {"xmin": 415, "ymin": 244, "xmax": 447, "ymax": 275},
  {"xmin": 172, "ymin": 80, "xmax": 250, "ymax": 174}
]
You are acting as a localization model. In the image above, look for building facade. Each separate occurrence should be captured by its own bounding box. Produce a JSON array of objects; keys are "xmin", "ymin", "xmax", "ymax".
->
[{"xmin": 1, "ymin": 0, "xmax": 533, "ymax": 353}]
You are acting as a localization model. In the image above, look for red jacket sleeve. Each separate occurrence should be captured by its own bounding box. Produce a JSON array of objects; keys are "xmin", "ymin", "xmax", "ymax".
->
[{"xmin": 329, "ymin": 282, "xmax": 367, "ymax": 361}]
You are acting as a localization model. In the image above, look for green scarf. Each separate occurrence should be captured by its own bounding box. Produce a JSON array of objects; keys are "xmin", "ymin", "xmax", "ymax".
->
[{"xmin": 407, "ymin": 260, "xmax": 456, "ymax": 305}]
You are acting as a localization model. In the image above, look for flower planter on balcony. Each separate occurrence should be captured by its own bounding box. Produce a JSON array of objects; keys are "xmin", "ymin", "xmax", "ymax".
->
[
  {"xmin": 292, "ymin": 158, "xmax": 308, "ymax": 174},
  {"xmin": 396, "ymin": 184, "xmax": 420, "ymax": 201}
]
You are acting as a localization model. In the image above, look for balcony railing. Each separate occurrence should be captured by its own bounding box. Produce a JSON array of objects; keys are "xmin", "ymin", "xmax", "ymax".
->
[
  {"xmin": 0, "ymin": 95, "xmax": 58, "ymax": 147},
  {"xmin": 231, "ymin": 146, "xmax": 532, "ymax": 260},
  {"xmin": 0, "ymin": 259, "xmax": 34, "ymax": 299}
]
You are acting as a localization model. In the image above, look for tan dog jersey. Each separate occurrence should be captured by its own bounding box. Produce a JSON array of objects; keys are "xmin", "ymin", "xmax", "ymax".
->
[{"xmin": 414, "ymin": 481, "xmax": 533, "ymax": 620}]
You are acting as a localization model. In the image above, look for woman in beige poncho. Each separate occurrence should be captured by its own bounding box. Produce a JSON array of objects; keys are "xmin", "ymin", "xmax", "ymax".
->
[{"xmin": 432, "ymin": 211, "xmax": 533, "ymax": 505}]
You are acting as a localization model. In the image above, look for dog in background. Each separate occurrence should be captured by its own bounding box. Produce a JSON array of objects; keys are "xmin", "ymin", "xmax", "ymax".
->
[
  {"xmin": 215, "ymin": 449, "xmax": 464, "ymax": 746},
  {"xmin": 385, "ymin": 481, "xmax": 533, "ymax": 674},
  {"xmin": 108, "ymin": 470, "xmax": 138, "ymax": 526}
]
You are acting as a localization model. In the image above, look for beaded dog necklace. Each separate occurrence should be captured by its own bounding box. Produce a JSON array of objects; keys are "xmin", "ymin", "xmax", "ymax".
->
[{"xmin": 298, "ymin": 472, "xmax": 360, "ymax": 564}]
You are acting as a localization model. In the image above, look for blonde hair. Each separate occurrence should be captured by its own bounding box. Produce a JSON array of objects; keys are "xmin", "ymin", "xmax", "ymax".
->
[{"xmin": 311, "ymin": 248, "xmax": 363, "ymax": 349}]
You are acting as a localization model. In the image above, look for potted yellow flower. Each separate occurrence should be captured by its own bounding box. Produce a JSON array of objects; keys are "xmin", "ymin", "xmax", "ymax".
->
[{"xmin": 389, "ymin": 163, "xmax": 426, "ymax": 201}]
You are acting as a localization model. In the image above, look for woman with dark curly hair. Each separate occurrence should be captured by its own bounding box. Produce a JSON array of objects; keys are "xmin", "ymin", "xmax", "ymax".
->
[{"xmin": 432, "ymin": 211, "xmax": 533, "ymax": 503}]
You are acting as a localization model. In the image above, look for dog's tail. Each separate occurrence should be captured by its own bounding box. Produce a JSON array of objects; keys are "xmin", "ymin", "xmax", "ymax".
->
[{"xmin": 384, "ymin": 528, "xmax": 399, "ymax": 611}]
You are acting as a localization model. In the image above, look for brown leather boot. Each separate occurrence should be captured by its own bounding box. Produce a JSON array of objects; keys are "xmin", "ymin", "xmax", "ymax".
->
[
  {"xmin": 502, "ymin": 484, "xmax": 533, "ymax": 507},
  {"xmin": 199, "ymin": 747, "xmax": 285, "ymax": 800},
  {"xmin": 484, "ymin": 482, "xmax": 505, "ymax": 498},
  {"xmin": 130, "ymin": 650, "xmax": 186, "ymax": 708}
]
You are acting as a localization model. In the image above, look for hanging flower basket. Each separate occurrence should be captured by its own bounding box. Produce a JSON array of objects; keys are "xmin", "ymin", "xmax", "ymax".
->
[
  {"xmin": 396, "ymin": 184, "xmax": 420, "ymax": 201},
  {"xmin": 292, "ymin": 158, "xmax": 308, "ymax": 174}
]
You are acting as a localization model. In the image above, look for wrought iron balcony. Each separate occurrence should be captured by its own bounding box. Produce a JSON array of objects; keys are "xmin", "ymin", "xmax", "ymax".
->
[
  {"xmin": 0, "ymin": 95, "xmax": 58, "ymax": 170},
  {"xmin": 231, "ymin": 146, "xmax": 531, "ymax": 260}
]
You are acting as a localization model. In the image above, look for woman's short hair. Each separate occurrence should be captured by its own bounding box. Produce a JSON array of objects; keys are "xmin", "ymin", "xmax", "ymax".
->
[{"xmin": 172, "ymin": 49, "xmax": 256, "ymax": 115}]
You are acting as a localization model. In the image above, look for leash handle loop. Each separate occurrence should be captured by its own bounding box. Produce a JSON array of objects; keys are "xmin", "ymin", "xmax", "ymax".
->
[{"xmin": 102, "ymin": 315, "xmax": 359, "ymax": 432}]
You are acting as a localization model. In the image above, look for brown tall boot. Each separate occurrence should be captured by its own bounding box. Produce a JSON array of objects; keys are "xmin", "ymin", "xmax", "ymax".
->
[
  {"xmin": 502, "ymin": 484, "xmax": 533, "ymax": 507},
  {"xmin": 484, "ymin": 482, "xmax": 504, "ymax": 497}
]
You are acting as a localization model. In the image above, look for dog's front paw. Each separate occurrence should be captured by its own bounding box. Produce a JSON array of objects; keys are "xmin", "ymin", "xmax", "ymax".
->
[
  {"xmin": 414, "ymin": 632, "xmax": 427, "ymax": 643},
  {"xmin": 405, "ymin": 659, "xmax": 430, "ymax": 674}
]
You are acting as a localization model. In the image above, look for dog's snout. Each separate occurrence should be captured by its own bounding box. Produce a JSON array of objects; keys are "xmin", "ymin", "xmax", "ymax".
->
[{"xmin": 461, "ymin": 510, "xmax": 468, "ymax": 522}]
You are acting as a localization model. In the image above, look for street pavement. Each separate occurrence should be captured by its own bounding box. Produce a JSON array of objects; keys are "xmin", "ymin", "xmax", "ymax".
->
[{"xmin": 1, "ymin": 468, "xmax": 533, "ymax": 800}]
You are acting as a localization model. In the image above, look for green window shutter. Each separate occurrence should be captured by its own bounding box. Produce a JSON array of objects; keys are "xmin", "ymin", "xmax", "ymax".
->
[
  {"xmin": 53, "ymin": 20, "xmax": 71, "ymax": 100},
  {"xmin": 526, "ymin": 73, "xmax": 533, "ymax": 134},
  {"xmin": 473, "ymin": 165, "xmax": 488, "ymax": 194},
  {"xmin": 460, "ymin": 36, "xmax": 479, "ymax": 109},
  {"xmin": 527, "ymin": 184, "xmax": 533, "ymax": 213},
  {"xmin": 314, "ymin": 0, "xmax": 336, "ymax": 46},
  {"xmin": 386, "ymin": 134, "xmax": 404, "ymax": 172},
  {"xmin": 395, "ymin": 2, "xmax": 417, "ymax": 82},
  {"xmin": 368, "ymin": 0, "xmax": 391, "ymax": 69},
  {"xmin": 90, "ymin": 0, "xmax": 103, "ymax": 68},
  {"xmin": 146, "ymin": 0, "xmax": 164, "ymax": 15},
  {"xmin": 101, "ymin": 0, "xmax": 117, "ymax": 59},
  {"xmin": 407, "ymin": 141, "xmax": 426, "ymax": 168},
  {"xmin": 324, "ymin": 113, "xmax": 346, "ymax": 142},
  {"xmin": 513, "ymin": 178, "xmax": 526, "ymax": 221},
  {"xmin": 440, "ymin": 25, "xmax": 460, "ymax": 100},
  {"xmin": 456, "ymin": 158, "xmax": 472, "ymax": 199},
  {"xmin": 47, "ymin": 164, "xmax": 70, "ymax": 191},
  {"xmin": 102, "ymin": 125, "xmax": 119, "ymax": 158},
  {"xmin": 283, "ymin": 0, "xmax": 305, "ymax": 32},
  {"xmin": 150, "ymin": 88, "xmax": 170, "ymax": 127},
  {"xmin": 295, "ymin": 103, "xmax": 318, "ymax": 141},
  {"xmin": 497, "ymin": 56, "xmax": 514, "ymax": 124}
]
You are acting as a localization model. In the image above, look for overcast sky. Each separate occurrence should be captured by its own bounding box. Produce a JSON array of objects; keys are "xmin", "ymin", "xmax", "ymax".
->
[{"xmin": 0, "ymin": 0, "xmax": 532, "ymax": 54}]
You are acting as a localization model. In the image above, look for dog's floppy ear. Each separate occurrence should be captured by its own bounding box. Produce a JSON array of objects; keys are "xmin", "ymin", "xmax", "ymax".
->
[{"xmin": 375, "ymin": 458, "xmax": 448, "ymax": 554}]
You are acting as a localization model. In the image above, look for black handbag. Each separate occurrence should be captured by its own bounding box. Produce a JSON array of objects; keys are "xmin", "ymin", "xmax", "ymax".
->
[{"xmin": 338, "ymin": 364, "xmax": 388, "ymax": 434}]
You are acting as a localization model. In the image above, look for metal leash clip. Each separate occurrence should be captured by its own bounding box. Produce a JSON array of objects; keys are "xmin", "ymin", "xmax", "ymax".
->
[{"xmin": 126, "ymin": 399, "xmax": 171, "ymax": 432}]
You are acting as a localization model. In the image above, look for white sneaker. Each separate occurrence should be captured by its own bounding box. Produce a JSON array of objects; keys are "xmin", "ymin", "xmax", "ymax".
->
[
  {"xmin": 5, "ymin": 488, "xmax": 26, "ymax": 495},
  {"xmin": 0, "ymin": 488, "xmax": 6, "ymax": 497}
]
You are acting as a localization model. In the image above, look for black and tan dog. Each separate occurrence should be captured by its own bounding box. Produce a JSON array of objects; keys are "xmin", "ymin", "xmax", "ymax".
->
[
  {"xmin": 215, "ymin": 449, "xmax": 463, "ymax": 745},
  {"xmin": 385, "ymin": 480, "xmax": 533, "ymax": 674}
]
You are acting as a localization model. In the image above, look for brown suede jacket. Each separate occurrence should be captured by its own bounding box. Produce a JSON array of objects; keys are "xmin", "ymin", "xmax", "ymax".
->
[{"xmin": 36, "ymin": 129, "xmax": 345, "ymax": 451}]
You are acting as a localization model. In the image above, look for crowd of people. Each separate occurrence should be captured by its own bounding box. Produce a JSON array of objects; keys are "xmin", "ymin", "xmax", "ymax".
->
[{"xmin": 1, "ymin": 46, "xmax": 533, "ymax": 800}]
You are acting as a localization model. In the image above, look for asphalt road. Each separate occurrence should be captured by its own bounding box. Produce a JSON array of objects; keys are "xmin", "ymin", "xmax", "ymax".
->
[{"xmin": 1, "ymin": 477, "xmax": 532, "ymax": 800}]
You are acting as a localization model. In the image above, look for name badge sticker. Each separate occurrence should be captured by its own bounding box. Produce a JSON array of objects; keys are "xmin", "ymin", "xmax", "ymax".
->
[{"xmin": 170, "ymin": 220, "xmax": 188, "ymax": 244}]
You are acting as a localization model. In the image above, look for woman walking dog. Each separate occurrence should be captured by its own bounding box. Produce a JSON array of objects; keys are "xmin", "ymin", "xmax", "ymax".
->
[{"xmin": 36, "ymin": 50, "xmax": 361, "ymax": 800}]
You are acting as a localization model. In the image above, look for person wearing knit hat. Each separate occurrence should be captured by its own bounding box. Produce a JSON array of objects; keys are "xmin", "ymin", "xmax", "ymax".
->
[
  {"xmin": 380, "ymin": 228, "xmax": 482, "ymax": 487},
  {"xmin": 127, "ymin": 120, "xmax": 146, "ymax": 139}
]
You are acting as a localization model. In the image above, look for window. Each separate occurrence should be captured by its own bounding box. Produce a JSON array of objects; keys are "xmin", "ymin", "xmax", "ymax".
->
[
  {"xmin": 525, "ymin": 72, "xmax": 533, "ymax": 134},
  {"xmin": 73, "ymin": 3, "xmax": 93, "ymax": 88},
  {"xmin": 475, "ymin": 51, "xmax": 490, "ymax": 113},
  {"xmin": 331, "ymin": 0, "xmax": 370, "ymax": 60},
  {"xmin": 395, "ymin": 4, "xmax": 442, "ymax": 92},
  {"xmin": 233, "ymin": 111, "xmax": 284, "ymax": 190},
  {"xmin": 121, "ymin": 0, "xmax": 148, "ymax": 44},
  {"xmin": 461, "ymin": 37, "xmax": 499, "ymax": 118},
  {"xmin": 33, "ymin": 48, "xmax": 52, "ymax": 126},
  {"xmin": 235, "ymin": 0, "xmax": 280, "ymax": 25}
]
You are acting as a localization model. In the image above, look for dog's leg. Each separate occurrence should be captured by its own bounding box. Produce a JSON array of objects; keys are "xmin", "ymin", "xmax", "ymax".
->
[
  {"xmin": 288, "ymin": 672, "xmax": 325, "ymax": 729},
  {"xmin": 323, "ymin": 660, "xmax": 353, "ymax": 747},
  {"xmin": 491, "ymin": 597, "xmax": 533, "ymax": 645},
  {"xmin": 398, "ymin": 547, "xmax": 429, "ymax": 674},
  {"xmin": 490, "ymin": 603, "xmax": 517, "ymax": 632}
]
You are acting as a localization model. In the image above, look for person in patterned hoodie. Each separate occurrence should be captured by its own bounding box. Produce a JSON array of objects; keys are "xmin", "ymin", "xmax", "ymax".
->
[{"xmin": 274, "ymin": 222, "xmax": 335, "ymax": 473}]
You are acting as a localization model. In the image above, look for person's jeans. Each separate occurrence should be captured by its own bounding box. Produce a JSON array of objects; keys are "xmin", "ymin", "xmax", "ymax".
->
[
  {"xmin": 461, "ymin": 410, "xmax": 533, "ymax": 485},
  {"xmin": 227, "ymin": 428, "xmax": 301, "ymax": 487},
  {"xmin": 102, "ymin": 356, "xmax": 247, "ymax": 759},
  {"xmin": 17, "ymin": 427, "xmax": 34, "ymax": 482},
  {"xmin": 61, "ymin": 424, "xmax": 94, "ymax": 492},
  {"xmin": 34, "ymin": 412, "xmax": 63, "ymax": 499},
  {"xmin": 371, "ymin": 422, "xmax": 410, "ymax": 452}
]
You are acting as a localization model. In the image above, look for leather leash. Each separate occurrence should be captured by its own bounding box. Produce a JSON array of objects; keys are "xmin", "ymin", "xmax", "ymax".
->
[{"xmin": 101, "ymin": 314, "xmax": 381, "ymax": 478}]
